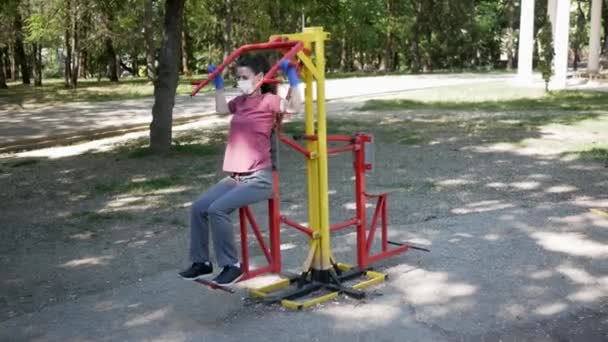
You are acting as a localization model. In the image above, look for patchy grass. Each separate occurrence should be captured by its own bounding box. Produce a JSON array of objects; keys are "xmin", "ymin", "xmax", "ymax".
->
[
  {"xmin": 110, "ymin": 134, "xmax": 224, "ymax": 159},
  {"xmin": 8, "ymin": 159, "xmax": 40, "ymax": 168},
  {"xmin": 564, "ymin": 146, "xmax": 608, "ymax": 165},
  {"xmin": 0, "ymin": 76, "xmax": 212, "ymax": 109},
  {"xmin": 326, "ymin": 69, "xmax": 512, "ymax": 79},
  {"xmin": 126, "ymin": 143, "xmax": 222, "ymax": 159},
  {"xmin": 399, "ymin": 134, "xmax": 427, "ymax": 145},
  {"xmin": 282, "ymin": 119, "xmax": 376, "ymax": 136},
  {"xmin": 70, "ymin": 210, "xmax": 135, "ymax": 222},
  {"xmin": 148, "ymin": 215, "xmax": 187, "ymax": 227},
  {"xmin": 94, "ymin": 175, "xmax": 183, "ymax": 195},
  {"xmin": 359, "ymin": 90, "xmax": 608, "ymax": 113}
]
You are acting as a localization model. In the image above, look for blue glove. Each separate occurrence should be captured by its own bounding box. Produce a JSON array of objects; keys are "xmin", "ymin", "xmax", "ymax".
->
[
  {"xmin": 280, "ymin": 60, "xmax": 300, "ymax": 87},
  {"xmin": 208, "ymin": 64, "xmax": 224, "ymax": 89}
]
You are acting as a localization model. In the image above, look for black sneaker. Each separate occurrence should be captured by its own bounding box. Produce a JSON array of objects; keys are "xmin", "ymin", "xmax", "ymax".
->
[
  {"xmin": 212, "ymin": 265, "xmax": 243, "ymax": 285},
  {"xmin": 179, "ymin": 262, "xmax": 213, "ymax": 279}
]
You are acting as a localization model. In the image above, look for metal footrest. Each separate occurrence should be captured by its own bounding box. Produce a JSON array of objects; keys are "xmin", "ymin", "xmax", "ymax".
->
[{"xmin": 248, "ymin": 263, "xmax": 386, "ymax": 310}]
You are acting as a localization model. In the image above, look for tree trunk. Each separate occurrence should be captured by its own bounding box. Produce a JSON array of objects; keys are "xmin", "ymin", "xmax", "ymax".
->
[
  {"xmin": 131, "ymin": 53, "xmax": 138, "ymax": 76},
  {"xmin": 144, "ymin": 0, "xmax": 156, "ymax": 81},
  {"xmin": 32, "ymin": 43, "xmax": 42, "ymax": 86},
  {"xmin": 222, "ymin": 0, "xmax": 233, "ymax": 61},
  {"xmin": 339, "ymin": 36, "xmax": 346, "ymax": 71},
  {"xmin": 150, "ymin": 0, "xmax": 186, "ymax": 153},
  {"xmin": 425, "ymin": 29, "xmax": 433, "ymax": 72},
  {"xmin": 13, "ymin": 8, "xmax": 30, "ymax": 85},
  {"xmin": 0, "ymin": 48, "xmax": 8, "ymax": 89},
  {"xmin": 181, "ymin": 14, "xmax": 191, "ymax": 76},
  {"xmin": 603, "ymin": 0, "xmax": 608, "ymax": 53},
  {"xmin": 71, "ymin": 17, "xmax": 79, "ymax": 87},
  {"xmin": 410, "ymin": 1, "xmax": 422, "ymax": 73},
  {"xmin": 79, "ymin": 5, "xmax": 89, "ymax": 79},
  {"xmin": 64, "ymin": 29, "xmax": 72, "ymax": 86},
  {"xmin": 9, "ymin": 44, "xmax": 17, "ymax": 81},
  {"xmin": 106, "ymin": 37, "xmax": 118, "ymax": 82},
  {"xmin": 506, "ymin": 0, "xmax": 515, "ymax": 70},
  {"xmin": 384, "ymin": 0, "xmax": 394, "ymax": 72},
  {"xmin": 79, "ymin": 51, "xmax": 87, "ymax": 78},
  {"xmin": 4, "ymin": 47, "xmax": 12, "ymax": 81}
]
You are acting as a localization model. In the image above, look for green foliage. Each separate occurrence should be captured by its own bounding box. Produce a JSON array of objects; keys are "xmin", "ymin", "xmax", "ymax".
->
[
  {"xmin": 536, "ymin": 20, "xmax": 555, "ymax": 91},
  {"xmin": 1, "ymin": 0, "xmax": 597, "ymax": 96},
  {"xmin": 565, "ymin": 146, "xmax": 608, "ymax": 164},
  {"xmin": 94, "ymin": 175, "xmax": 183, "ymax": 194},
  {"xmin": 359, "ymin": 90, "xmax": 608, "ymax": 113}
]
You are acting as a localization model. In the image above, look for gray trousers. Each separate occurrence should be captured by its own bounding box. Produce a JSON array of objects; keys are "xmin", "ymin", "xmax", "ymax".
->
[{"xmin": 189, "ymin": 167, "xmax": 273, "ymax": 267}]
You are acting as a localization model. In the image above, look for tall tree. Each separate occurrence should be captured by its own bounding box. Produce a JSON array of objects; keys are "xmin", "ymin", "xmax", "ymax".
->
[
  {"xmin": 603, "ymin": 0, "xmax": 608, "ymax": 53},
  {"xmin": 143, "ymin": 0, "xmax": 156, "ymax": 81},
  {"xmin": 13, "ymin": 0, "xmax": 31, "ymax": 85},
  {"xmin": 70, "ymin": 0, "xmax": 80, "ymax": 86},
  {"xmin": 571, "ymin": 1, "xmax": 587, "ymax": 71},
  {"xmin": 150, "ymin": 0, "xmax": 185, "ymax": 153},
  {"xmin": 505, "ymin": 0, "xmax": 516, "ymax": 70},
  {"xmin": 409, "ymin": 0, "xmax": 422, "ymax": 73},
  {"xmin": 98, "ymin": 0, "xmax": 119, "ymax": 82},
  {"xmin": 222, "ymin": 0, "xmax": 232, "ymax": 61},
  {"xmin": 181, "ymin": 11, "xmax": 192, "ymax": 76},
  {"xmin": 64, "ymin": 0, "xmax": 72, "ymax": 87},
  {"xmin": 0, "ymin": 48, "xmax": 7, "ymax": 89}
]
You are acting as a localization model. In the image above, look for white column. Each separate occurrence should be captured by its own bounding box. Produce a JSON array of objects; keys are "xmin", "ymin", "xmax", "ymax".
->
[
  {"xmin": 588, "ymin": 0, "xmax": 603, "ymax": 74},
  {"xmin": 551, "ymin": 0, "xmax": 571, "ymax": 89},
  {"xmin": 548, "ymin": 0, "xmax": 557, "ymax": 37},
  {"xmin": 517, "ymin": 0, "xmax": 535, "ymax": 81}
]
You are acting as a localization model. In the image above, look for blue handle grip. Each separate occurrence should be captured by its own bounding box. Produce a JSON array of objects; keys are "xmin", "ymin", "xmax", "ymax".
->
[
  {"xmin": 208, "ymin": 64, "xmax": 224, "ymax": 89},
  {"xmin": 280, "ymin": 60, "xmax": 299, "ymax": 87}
]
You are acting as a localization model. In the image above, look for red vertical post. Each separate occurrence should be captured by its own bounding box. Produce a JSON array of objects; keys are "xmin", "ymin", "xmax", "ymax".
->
[
  {"xmin": 354, "ymin": 134, "xmax": 368, "ymax": 269},
  {"xmin": 269, "ymin": 170, "xmax": 282, "ymax": 273},
  {"xmin": 381, "ymin": 195, "xmax": 388, "ymax": 252},
  {"xmin": 239, "ymin": 208, "xmax": 249, "ymax": 274}
]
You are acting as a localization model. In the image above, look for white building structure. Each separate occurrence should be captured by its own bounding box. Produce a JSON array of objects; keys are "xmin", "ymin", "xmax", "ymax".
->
[{"xmin": 517, "ymin": 0, "xmax": 604, "ymax": 89}]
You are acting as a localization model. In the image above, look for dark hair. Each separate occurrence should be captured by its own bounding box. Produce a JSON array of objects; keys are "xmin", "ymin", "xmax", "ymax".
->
[{"xmin": 236, "ymin": 54, "xmax": 277, "ymax": 94}]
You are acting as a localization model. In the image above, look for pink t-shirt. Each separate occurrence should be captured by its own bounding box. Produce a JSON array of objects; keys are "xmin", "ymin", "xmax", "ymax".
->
[{"xmin": 222, "ymin": 93, "xmax": 281, "ymax": 173}]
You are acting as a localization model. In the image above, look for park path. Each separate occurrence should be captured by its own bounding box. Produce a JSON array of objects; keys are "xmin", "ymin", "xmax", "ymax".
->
[{"xmin": 0, "ymin": 73, "xmax": 511, "ymax": 151}]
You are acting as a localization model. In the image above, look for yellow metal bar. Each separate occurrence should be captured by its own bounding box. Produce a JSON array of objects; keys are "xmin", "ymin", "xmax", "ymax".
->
[
  {"xmin": 296, "ymin": 52, "xmax": 320, "ymax": 80},
  {"xmin": 269, "ymin": 31, "xmax": 330, "ymax": 44},
  {"xmin": 301, "ymin": 240, "xmax": 319, "ymax": 272},
  {"xmin": 281, "ymin": 291, "xmax": 339, "ymax": 310},
  {"xmin": 309, "ymin": 27, "xmax": 332, "ymax": 270},
  {"xmin": 336, "ymin": 263, "xmax": 352, "ymax": 272},
  {"xmin": 248, "ymin": 278, "xmax": 292, "ymax": 298},
  {"xmin": 353, "ymin": 271, "xmax": 387, "ymax": 290},
  {"xmin": 302, "ymin": 38, "xmax": 321, "ymax": 271}
]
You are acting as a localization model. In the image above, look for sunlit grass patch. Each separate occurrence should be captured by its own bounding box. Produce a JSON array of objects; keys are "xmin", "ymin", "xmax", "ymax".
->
[
  {"xmin": 94, "ymin": 175, "xmax": 183, "ymax": 194},
  {"xmin": 359, "ymin": 90, "xmax": 608, "ymax": 114},
  {"xmin": 563, "ymin": 145, "xmax": 608, "ymax": 165},
  {"xmin": 70, "ymin": 210, "xmax": 135, "ymax": 222},
  {"xmin": 0, "ymin": 76, "xmax": 212, "ymax": 109}
]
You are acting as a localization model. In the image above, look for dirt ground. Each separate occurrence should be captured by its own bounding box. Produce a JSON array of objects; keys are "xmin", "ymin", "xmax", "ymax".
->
[{"xmin": 1, "ymin": 82, "xmax": 607, "ymax": 341}]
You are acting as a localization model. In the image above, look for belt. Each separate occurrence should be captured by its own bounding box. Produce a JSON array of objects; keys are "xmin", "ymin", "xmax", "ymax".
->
[{"xmin": 230, "ymin": 171, "xmax": 254, "ymax": 178}]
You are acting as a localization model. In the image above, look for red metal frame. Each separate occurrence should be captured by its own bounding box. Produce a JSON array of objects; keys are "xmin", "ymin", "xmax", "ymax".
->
[
  {"xmin": 239, "ymin": 170, "xmax": 281, "ymax": 280},
  {"xmin": 277, "ymin": 132, "xmax": 412, "ymax": 270},
  {"xmin": 236, "ymin": 133, "xmax": 412, "ymax": 281},
  {"xmin": 190, "ymin": 40, "xmax": 304, "ymax": 97}
]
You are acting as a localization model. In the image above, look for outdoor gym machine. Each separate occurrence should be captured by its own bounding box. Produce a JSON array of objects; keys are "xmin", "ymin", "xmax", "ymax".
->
[{"xmin": 190, "ymin": 27, "xmax": 428, "ymax": 309}]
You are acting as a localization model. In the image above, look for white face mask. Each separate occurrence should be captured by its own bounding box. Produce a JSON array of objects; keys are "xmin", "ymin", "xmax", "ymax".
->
[{"xmin": 237, "ymin": 80, "xmax": 254, "ymax": 95}]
